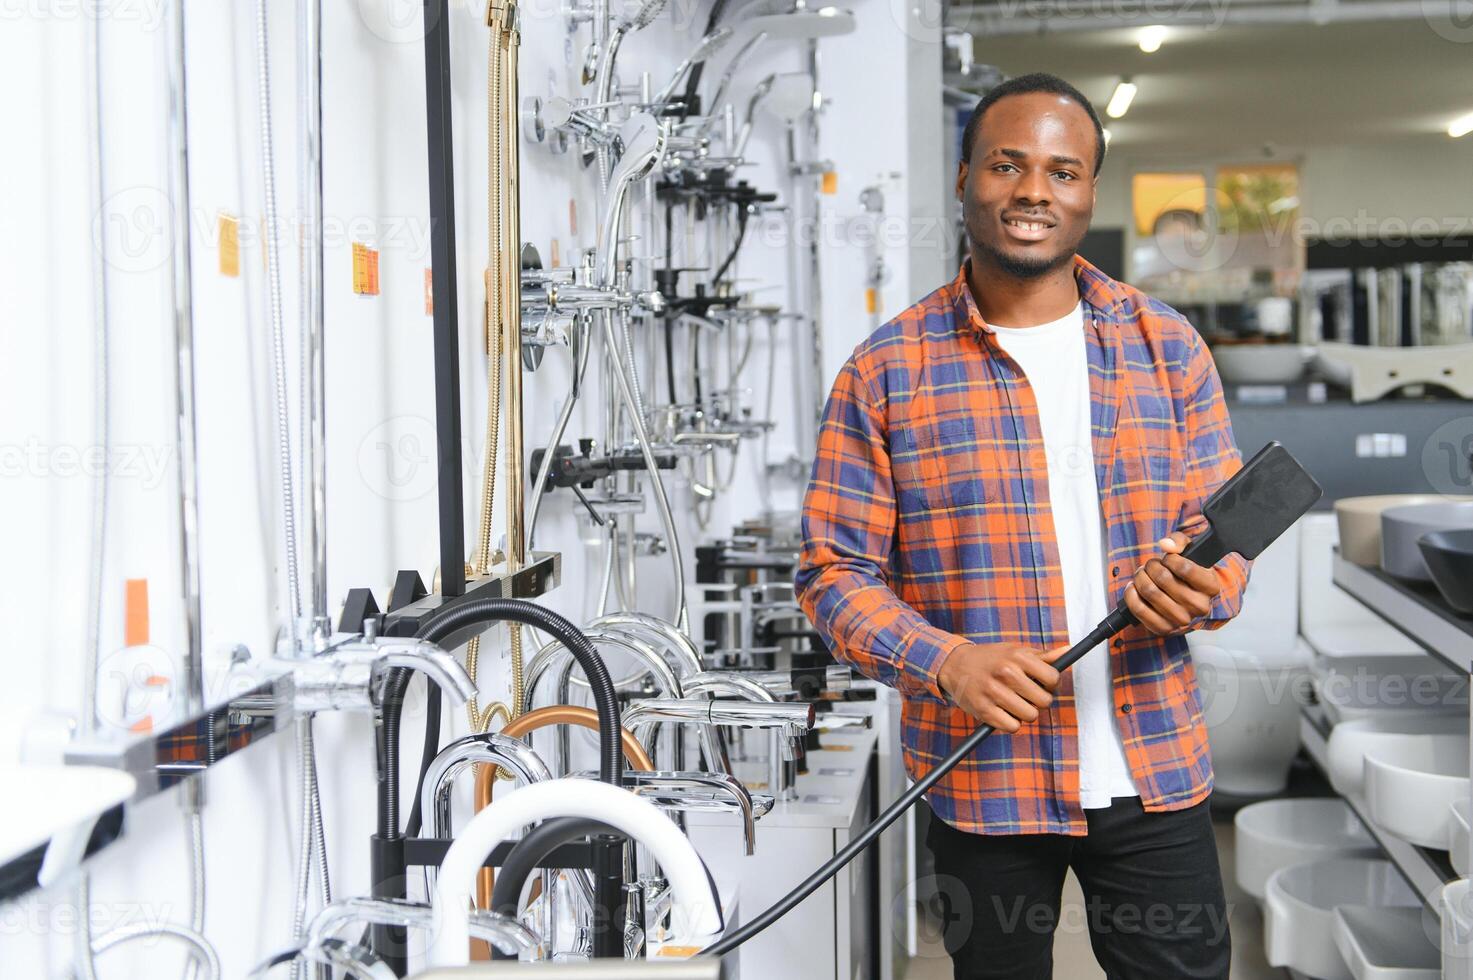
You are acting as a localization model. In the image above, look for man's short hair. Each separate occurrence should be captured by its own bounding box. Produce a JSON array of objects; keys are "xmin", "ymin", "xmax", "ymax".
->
[{"xmin": 960, "ymin": 72, "xmax": 1107, "ymax": 175}]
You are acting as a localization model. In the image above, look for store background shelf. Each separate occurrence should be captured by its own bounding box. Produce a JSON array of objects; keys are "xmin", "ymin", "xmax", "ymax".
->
[
  {"xmin": 1332, "ymin": 550, "xmax": 1473, "ymax": 673},
  {"xmin": 1299, "ymin": 703, "xmax": 1457, "ymax": 913}
]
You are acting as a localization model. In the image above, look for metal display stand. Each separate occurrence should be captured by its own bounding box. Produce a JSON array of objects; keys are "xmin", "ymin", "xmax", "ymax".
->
[{"xmin": 1295, "ymin": 547, "xmax": 1473, "ymax": 921}]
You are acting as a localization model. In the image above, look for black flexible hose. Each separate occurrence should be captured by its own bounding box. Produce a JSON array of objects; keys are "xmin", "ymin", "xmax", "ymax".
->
[
  {"xmin": 488, "ymin": 817, "xmax": 617, "ymax": 960},
  {"xmin": 679, "ymin": 0, "xmax": 730, "ymax": 120},
  {"xmin": 379, "ymin": 598, "xmax": 625, "ymax": 841},
  {"xmin": 709, "ymin": 206, "xmax": 750, "ymax": 289},
  {"xmin": 404, "ymin": 682, "xmax": 441, "ymax": 837},
  {"xmin": 702, "ymin": 609, "xmax": 1130, "ymax": 955}
]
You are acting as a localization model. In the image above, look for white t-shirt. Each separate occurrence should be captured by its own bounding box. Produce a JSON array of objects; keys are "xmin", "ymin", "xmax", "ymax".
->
[{"xmin": 989, "ymin": 302, "xmax": 1138, "ymax": 810}]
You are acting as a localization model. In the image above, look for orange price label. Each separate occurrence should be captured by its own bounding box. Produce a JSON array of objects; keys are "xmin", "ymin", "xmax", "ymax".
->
[
  {"xmin": 821, "ymin": 170, "xmax": 838, "ymax": 195},
  {"xmin": 353, "ymin": 242, "xmax": 380, "ymax": 296},
  {"xmin": 424, "ymin": 267, "xmax": 434, "ymax": 315}
]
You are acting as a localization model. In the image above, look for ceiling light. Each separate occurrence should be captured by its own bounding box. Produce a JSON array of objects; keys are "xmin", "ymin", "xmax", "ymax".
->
[
  {"xmin": 1102, "ymin": 128, "xmax": 1112, "ymax": 145},
  {"xmin": 1449, "ymin": 112, "xmax": 1473, "ymax": 138},
  {"xmin": 1138, "ymin": 26, "xmax": 1167, "ymax": 53},
  {"xmin": 1106, "ymin": 79, "xmax": 1137, "ymax": 119}
]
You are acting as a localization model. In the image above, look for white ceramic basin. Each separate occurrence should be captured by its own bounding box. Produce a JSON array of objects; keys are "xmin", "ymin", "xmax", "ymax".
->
[
  {"xmin": 0, "ymin": 765, "xmax": 135, "ymax": 888},
  {"xmin": 1313, "ymin": 654, "xmax": 1467, "ymax": 724},
  {"xmin": 1454, "ymin": 799, "xmax": 1472, "ymax": 877},
  {"xmin": 1326, "ymin": 715, "xmax": 1468, "ymax": 799},
  {"xmin": 1235, "ymin": 799, "xmax": 1377, "ymax": 901},
  {"xmin": 1365, "ymin": 734, "xmax": 1471, "ymax": 849},
  {"xmin": 1265, "ymin": 858, "xmax": 1419, "ymax": 980},
  {"xmin": 1443, "ymin": 878, "xmax": 1473, "ymax": 980},
  {"xmin": 1332, "ymin": 905, "xmax": 1439, "ymax": 979}
]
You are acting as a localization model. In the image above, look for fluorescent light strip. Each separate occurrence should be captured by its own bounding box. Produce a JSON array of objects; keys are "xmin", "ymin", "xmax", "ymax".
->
[
  {"xmin": 1138, "ymin": 26, "xmax": 1167, "ymax": 53},
  {"xmin": 1450, "ymin": 112, "xmax": 1473, "ymax": 139},
  {"xmin": 1106, "ymin": 80, "xmax": 1137, "ymax": 119}
]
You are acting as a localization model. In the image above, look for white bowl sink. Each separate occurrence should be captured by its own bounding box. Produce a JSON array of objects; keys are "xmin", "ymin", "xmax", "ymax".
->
[
  {"xmin": 1366, "ymin": 734, "xmax": 1471, "ymax": 849},
  {"xmin": 1265, "ymin": 858, "xmax": 1419, "ymax": 980},
  {"xmin": 1443, "ymin": 878, "xmax": 1473, "ymax": 980},
  {"xmin": 0, "ymin": 765, "xmax": 135, "ymax": 889},
  {"xmin": 1326, "ymin": 715, "xmax": 1468, "ymax": 799},
  {"xmin": 1456, "ymin": 800, "xmax": 1473, "ymax": 877},
  {"xmin": 1235, "ymin": 799, "xmax": 1377, "ymax": 900},
  {"xmin": 1313, "ymin": 654, "xmax": 1467, "ymax": 724},
  {"xmin": 1333, "ymin": 905, "xmax": 1439, "ymax": 979}
]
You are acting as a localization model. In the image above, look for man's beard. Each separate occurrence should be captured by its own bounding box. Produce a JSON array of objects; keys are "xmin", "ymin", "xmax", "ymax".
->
[{"xmin": 968, "ymin": 230, "xmax": 1075, "ymax": 280}]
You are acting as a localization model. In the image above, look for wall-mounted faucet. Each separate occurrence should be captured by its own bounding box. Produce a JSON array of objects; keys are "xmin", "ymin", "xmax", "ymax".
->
[{"xmin": 289, "ymin": 635, "xmax": 476, "ymax": 715}]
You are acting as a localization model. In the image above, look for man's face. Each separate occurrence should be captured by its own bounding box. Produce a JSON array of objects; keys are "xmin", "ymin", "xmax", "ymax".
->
[{"xmin": 956, "ymin": 92, "xmax": 1099, "ymax": 279}]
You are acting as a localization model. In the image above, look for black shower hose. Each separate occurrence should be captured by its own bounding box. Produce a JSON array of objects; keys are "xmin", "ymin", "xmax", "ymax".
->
[
  {"xmin": 702, "ymin": 607, "xmax": 1134, "ymax": 956},
  {"xmin": 375, "ymin": 598, "xmax": 624, "ymax": 841}
]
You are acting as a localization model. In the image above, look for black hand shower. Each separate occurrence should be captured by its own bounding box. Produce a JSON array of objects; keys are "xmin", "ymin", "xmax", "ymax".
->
[{"xmin": 703, "ymin": 441, "xmax": 1321, "ymax": 956}]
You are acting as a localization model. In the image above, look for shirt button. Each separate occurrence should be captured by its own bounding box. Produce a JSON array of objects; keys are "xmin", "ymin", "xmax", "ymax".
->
[
  {"xmin": 1120, "ymin": 703, "xmax": 1133, "ymax": 714},
  {"xmin": 1110, "ymin": 565, "xmax": 1120, "ymax": 577}
]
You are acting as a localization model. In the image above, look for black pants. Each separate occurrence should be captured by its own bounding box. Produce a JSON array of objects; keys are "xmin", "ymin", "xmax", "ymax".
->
[{"xmin": 924, "ymin": 797, "xmax": 1231, "ymax": 980}]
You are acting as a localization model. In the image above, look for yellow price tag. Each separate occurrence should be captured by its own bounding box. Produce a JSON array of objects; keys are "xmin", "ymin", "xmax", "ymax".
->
[
  {"xmin": 821, "ymin": 170, "xmax": 838, "ymax": 195},
  {"xmin": 217, "ymin": 212, "xmax": 240, "ymax": 277}
]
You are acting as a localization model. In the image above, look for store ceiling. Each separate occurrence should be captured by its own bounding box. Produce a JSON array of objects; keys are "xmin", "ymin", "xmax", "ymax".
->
[{"xmin": 964, "ymin": 19, "xmax": 1473, "ymax": 155}]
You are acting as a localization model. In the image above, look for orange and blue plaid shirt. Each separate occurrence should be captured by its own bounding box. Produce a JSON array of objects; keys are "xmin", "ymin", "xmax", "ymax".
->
[{"xmin": 796, "ymin": 256, "xmax": 1250, "ymax": 835}]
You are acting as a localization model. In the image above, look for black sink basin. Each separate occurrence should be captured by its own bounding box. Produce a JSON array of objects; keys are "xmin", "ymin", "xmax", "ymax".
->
[{"xmin": 1418, "ymin": 528, "xmax": 1473, "ymax": 615}]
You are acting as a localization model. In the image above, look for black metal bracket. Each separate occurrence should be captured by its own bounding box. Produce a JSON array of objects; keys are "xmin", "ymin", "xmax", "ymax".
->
[{"xmin": 424, "ymin": 0, "xmax": 466, "ymax": 599}]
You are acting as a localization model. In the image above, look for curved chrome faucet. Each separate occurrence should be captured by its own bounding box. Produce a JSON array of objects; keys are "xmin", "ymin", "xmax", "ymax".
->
[
  {"xmin": 421, "ymin": 731, "xmax": 554, "ymax": 842},
  {"xmin": 250, "ymin": 897, "xmax": 543, "ymax": 977},
  {"xmin": 572, "ymin": 769, "xmax": 772, "ymax": 855},
  {"xmin": 525, "ymin": 629, "xmax": 686, "ymax": 771},
  {"xmin": 290, "ymin": 636, "xmax": 476, "ymax": 714},
  {"xmin": 586, "ymin": 612, "xmax": 704, "ymax": 679}
]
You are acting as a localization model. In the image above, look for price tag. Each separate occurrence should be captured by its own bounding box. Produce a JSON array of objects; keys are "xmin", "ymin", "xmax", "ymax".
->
[
  {"xmin": 217, "ymin": 212, "xmax": 240, "ymax": 277},
  {"xmin": 353, "ymin": 242, "xmax": 380, "ymax": 296},
  {"xmin": 424, "ymin": 268, "xmax": 434, "ymax": 315}
]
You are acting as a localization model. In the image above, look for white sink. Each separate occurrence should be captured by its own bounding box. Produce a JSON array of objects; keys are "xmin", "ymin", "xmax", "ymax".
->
[
  {"xmin": 1366, "ymin": 735, "xmax": 1471, "ymax": 849},
  {"xmin": 1326, "ymin": 715, "xmax": 1468, "ymax": 799},
  {"xmin": 0, "ymin": 765, "xmax": 135, "ymax": 889},
  {"xmin": 1443, "ymin": 878, "xmax": 1473, "ymax": 980},
  {"xmin": 1265, "ymin": 858, "xmax": 1419, "ymax": 980},
  {"xmin": 1313, "ymin": 654, "xmax": 1467, "ymax": 724},
  {"xmin": 1332, "ymin": 905, "xmax": 1439, "ymax": 980},
  {"xmin": 1235, "ymin": 799, "xmax": 1377, "ymax": 901}
]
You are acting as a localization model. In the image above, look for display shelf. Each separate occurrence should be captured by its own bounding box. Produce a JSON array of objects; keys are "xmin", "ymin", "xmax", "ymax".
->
[
  {"xmin": 1299, "ymin": 704, "xmax": 1457, "ymax": 913},
  {"xmin": 1332, "ymin": 550, "xmax": 1473, "ymax": 673}
]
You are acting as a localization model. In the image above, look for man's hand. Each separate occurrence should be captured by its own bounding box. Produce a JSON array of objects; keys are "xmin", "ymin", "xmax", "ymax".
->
[
  {"xmin": 1123, "ymin": 531, "xmax": 1222, "ymax": 636},
  {"xmin": 937, "ymin": 643, "xmax": 1063, "ymax": 734}
]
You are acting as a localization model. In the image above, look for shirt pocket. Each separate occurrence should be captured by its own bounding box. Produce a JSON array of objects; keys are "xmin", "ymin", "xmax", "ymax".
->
[{"xmin": 891, "ymin": 413, "xmax": 990, "ymax": 512}]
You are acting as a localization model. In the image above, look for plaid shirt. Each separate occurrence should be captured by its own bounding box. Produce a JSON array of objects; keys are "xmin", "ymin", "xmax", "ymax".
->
[{"xmin": 796, "ymin": 256, "xmax": 1249, "ymax": 835}]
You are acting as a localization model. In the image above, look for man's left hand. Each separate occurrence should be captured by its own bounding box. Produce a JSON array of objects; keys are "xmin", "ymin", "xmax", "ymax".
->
[{"xmin": 1123, "ymin": 531, "xmax": 1222, "ymax": 636}]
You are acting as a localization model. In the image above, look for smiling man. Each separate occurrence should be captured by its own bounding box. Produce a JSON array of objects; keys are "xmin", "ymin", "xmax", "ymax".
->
[{"xmin": 796, "ymin": 73, "xmax": 1249, "ymax": 978}]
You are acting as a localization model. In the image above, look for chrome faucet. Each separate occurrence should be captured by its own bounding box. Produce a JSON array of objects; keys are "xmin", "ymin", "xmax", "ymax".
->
[
  {"xmin": 420, "ymin": 732, "xmax": 553, "ymax": 842},
  {"xmin": 289, "ymin": 635, "xmax": 476, "ymax": 714},
  {"xmin": 622, "ymin": 698, "xmax": 815, "ymax": 800},
  {"xmin": 250, "ymin": 897, "xmax": 543, "ymax": 977}
]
